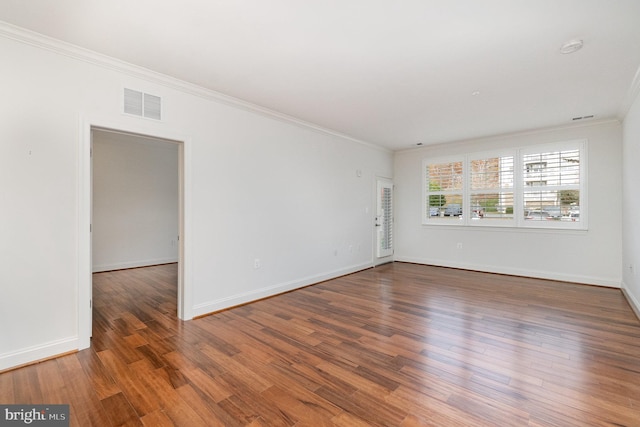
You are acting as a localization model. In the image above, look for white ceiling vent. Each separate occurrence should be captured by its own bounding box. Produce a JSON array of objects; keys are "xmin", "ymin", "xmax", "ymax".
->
[
  {"xmin": 124, "ymin": 88, "xmax": 162, "ymax": 120},
  {"xmin": 571, "ymin": 115, "xmax": 594, "ymax": 121}
]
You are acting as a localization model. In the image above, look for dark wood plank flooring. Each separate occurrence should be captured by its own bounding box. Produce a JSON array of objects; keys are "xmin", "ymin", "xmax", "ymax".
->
[{"xmin": 2, "ymin": 262, "xmax": 640, "ymax": 426}]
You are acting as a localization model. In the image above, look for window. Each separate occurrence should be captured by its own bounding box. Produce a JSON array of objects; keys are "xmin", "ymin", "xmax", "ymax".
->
[
  {"xmin": 423, "ymin": 140, "xmax": 586, "ymax": 229},
  {"xmin": 425, "ymin": 159, "xmax": 464, "ymax": 222},
  {"xmin": 521, "ymin": 145, "xmax": 581, "ymax": 225},
  {"xmin": 469, "ymin": 154, "xmax": 514, "ymax": 222}
]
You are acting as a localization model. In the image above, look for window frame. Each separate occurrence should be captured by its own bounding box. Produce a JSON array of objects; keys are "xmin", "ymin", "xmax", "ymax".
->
[
  {"xmin": 422, "ymin": 139, "xmax": 587, "ymax": 230},
  {"xmin": 467, "ymin": 150, "xmax": 517, "ymax": 227},
  {"xmin": 422, "ymin": 155, "xmax": 466, "ymax": 224}
]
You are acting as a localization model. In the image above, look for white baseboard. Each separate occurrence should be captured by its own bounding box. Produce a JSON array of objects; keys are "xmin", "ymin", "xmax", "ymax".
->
[
  {"xmin": 92, "ymin": 257, "xmax": 178, "ymax": 273},
  {"xmin": 622, "ymin": 281, "xmax": 640, "ymax": 320},
  {"xmin": 0, "ymin": 336, "xmax": 78, "ymax": 372},
  {"xmin": 192, "ymin": 261, "xmax": 373, "ymax": 318},
  {"xmin": 394, "ymin": 255, "xmax": 621, "ymax": 288}
]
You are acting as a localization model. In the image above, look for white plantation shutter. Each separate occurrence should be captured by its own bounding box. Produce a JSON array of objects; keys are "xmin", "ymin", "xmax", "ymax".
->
[
  {"xmin": 424, "ymin": 159, "xmax": 464, "ymax": 221},
  {"xmin": 377, "ymin": 179, "xmax": 393, "ymax": 258},
  {"xmin": 381, "ymin": 186, "xmax": 393, "ymax": 249},
  {"xmin": 423, "ymin": 140, "xmax": 585, "ymax": 229},
  {"xmin": 469, "ymin": 154, "xmax": 514, "ymax": 223},
  {"xmin": 522, "ymin": 145, "xmax": 581, "ymax": 223}
]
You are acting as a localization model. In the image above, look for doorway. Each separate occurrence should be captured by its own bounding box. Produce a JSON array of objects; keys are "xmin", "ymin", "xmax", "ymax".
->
[
  {"xmin": 78, "ymin": 118, "xmax": 191, "ymax": 350},
  {"xmin": 92, "ymin": 130, "xmax": 179, "ymax": 273}
]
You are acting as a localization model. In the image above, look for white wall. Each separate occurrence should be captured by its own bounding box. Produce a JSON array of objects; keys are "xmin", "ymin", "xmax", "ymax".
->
[
  {"xmin": 92, "ymin": 131, "xmax": 179, "ymax": 272},
  {"xmin": 394, "ymin": 121, "xmax": 623, "ymax": 287},
  {"xmin": 0, "ymin": 28, "xmax": 392, "ymax": 370},
  {"xmin": 622, "ymin": 91, "xmax": 640, "ymax": 314}
]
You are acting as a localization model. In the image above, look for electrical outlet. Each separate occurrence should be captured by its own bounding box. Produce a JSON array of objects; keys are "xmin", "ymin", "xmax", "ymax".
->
[
  {"xmin": 254, "ymin": 258, "xmax": 261, "ymax": 269},
  {"xmin": 456, "ymin": 243, "xmax": 463, "ymax": 249}
]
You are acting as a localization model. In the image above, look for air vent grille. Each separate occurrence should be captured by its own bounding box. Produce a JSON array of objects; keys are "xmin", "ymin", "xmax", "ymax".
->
[
  {"xmin": 124, "ymin": 88, "xmax": 162, "ymax": 120},
  {"xmin": 124, "ymin": 88, "xmax": 143, "ymax": 116},
  {"xmin": 571, "ymin": 115, "xmax": 594, "ymax": 121},
  {"xmin": 143, "ymin": 93, "xmax": 162, "ymax": 120}
]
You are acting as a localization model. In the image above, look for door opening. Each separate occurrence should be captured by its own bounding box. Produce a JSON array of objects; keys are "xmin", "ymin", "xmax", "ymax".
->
[
  {"xmin": 91, "ymin": 129, "xmax": 180, "ymax": 333},
  {"xmin": 78, "ymin": 118, "xmax": 191, "ymax": 349}
]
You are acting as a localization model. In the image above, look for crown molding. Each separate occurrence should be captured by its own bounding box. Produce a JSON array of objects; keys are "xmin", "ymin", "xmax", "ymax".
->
[
  {"xmin": 0, "ymin": 20, "xmax": 389, "ymax": 153},
  {"xmin": 619, "ymin": 64, "xmax": 640, "ymax": 120},
  {"xmin": 397, "ymin": 118, "xmax": 620, "ymax": 153}
]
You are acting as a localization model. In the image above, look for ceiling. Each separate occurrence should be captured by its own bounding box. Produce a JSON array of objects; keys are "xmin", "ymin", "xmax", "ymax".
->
[{"xmin": 1, "ymin": 0, "xmax": 640, "ymax": 150}]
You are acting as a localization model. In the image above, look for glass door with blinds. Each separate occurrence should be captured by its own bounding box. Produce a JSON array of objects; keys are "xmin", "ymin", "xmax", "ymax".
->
[{"xmin": 376, "ymin": 178, "xmax": 393, "ymax": 258}]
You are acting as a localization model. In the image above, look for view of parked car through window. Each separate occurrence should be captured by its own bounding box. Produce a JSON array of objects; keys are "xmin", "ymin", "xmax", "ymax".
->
[{"xmin": 424, "ymin": 142, "xmax": 583, "ymax": 228}]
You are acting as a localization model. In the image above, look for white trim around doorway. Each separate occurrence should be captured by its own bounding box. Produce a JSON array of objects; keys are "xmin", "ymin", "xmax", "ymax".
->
[{"xmin": 77, "ymin": 114, "xmax": 193, "ymax": 350}]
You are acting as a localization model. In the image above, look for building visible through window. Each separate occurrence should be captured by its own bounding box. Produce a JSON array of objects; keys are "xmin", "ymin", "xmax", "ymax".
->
[{"xmin": 423, "ymin": 141, "xmax": 585, "ymax": 228}]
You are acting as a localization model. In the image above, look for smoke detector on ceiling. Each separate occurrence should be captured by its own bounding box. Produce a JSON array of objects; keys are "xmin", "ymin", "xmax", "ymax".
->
[{"xmin": 560, "ymin": 39, "xmax": 584, "ymax": 54}]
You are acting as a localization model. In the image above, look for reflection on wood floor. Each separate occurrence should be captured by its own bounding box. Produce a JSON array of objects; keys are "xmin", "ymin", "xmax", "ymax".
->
[{"xmin": 2, "ymin": 262, "xmax": 640, "ymax": 426}]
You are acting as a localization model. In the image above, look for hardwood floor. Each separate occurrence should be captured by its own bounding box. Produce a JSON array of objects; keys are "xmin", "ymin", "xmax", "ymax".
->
[{"xmin": 2, "ymin": 262, "xmax": 640, "ymax": 426}]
